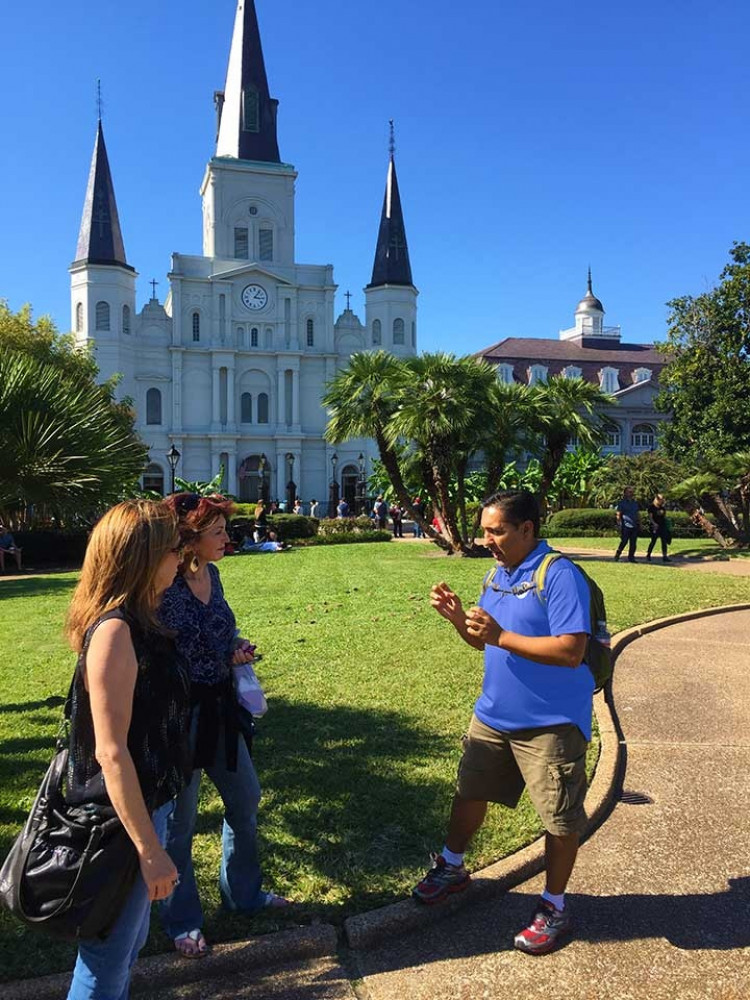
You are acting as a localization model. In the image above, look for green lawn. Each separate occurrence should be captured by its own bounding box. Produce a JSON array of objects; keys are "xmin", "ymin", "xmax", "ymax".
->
[
  {"xmin": 548, "ymin": 536, "xmax": 750, "ymax": 558},
  {"xmin": 1, "ymin": 541, "xmax": 748, "ymax": 980}
]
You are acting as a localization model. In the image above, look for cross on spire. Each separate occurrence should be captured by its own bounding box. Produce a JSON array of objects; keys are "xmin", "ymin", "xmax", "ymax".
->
[
  {"xmin": 97, "ymin": 79, "xmax": 103, "ymax": 122},
  {"xmin": 345, "ymin": 290, "xmax": 352, "ymax": 310},
  {"xmin": 389, "ymin": 119, "xmax": 396, "ymax": 159},
  {"xmin": 150, "ymin": 279, "xmax": 159, "ymax": 300}
]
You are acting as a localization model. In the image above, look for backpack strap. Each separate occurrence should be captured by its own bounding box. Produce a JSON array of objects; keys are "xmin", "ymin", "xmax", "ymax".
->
[
  {"xmin": 533, "ymin": 550, "xmax": 566, "ymax": 602},
  {"xmin": 481, "ymin": 566, "xmax": 498, "ymax": 594}
]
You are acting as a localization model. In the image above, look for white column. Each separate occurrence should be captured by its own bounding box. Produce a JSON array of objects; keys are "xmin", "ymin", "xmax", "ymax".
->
[
  {"xmin": 171, "ymin": 352, "xmax": 183, "ymax": 432},
  {"xmin": 292, "ymin": 368, "xmax": 300, "ymax": 426},
  {"xmin": 212, "ymin": 366, "xmax": 221, "ymax": 425},
  {"xmin": 227, "ymin": 363, "xmax": 236, "ymax": 426},
  {"xmin": 277, "ymin": 368, "xmax": 285, "ymax": 425}
]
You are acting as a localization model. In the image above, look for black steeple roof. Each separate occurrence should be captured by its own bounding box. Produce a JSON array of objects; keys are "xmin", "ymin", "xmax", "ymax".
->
[
  {"xmin": 216, "ymin": 0, "xmax": 281, "ymax": 163},
  {"xmin": 368, "ymin": 142, "xmax": 413, "ymax": 289},
  {"xmin": 73, "ymin": 120, "xmax": 131, "ymax": 269}
]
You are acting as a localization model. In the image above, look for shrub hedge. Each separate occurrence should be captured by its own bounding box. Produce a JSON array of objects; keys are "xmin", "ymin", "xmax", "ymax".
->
[
  {"xmin": 230, "ymin": 513, "xmax": 318, "ymax": 540},
  {"xmin": 317, "ymin": 516, "xmax": 375, "ymax": 536},
  {"xmin": 294, "ymin": 530, "xmax": 392, "ymax": 547},
  {"xmin": 544, "ymin": 508, "xmax": 709, "ymax": 538},
  {"xmin": 11, "ymin": 531, "xmax": 89, "ymax": 567}
]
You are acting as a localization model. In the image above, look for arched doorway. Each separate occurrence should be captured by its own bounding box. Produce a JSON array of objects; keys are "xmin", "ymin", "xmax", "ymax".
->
[
  {"xmin": 238, "ymin": 454, "xmax": 272, "ymax": 502},
  {"xmin": 341, "ymin": 464, "xmax": 358, "ymax": 510}
]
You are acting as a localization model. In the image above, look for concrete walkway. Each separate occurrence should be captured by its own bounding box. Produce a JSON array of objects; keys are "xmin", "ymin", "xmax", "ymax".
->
[{"xmin": 123, "ymin": 607, "xmax": 750, "ymax": 999}]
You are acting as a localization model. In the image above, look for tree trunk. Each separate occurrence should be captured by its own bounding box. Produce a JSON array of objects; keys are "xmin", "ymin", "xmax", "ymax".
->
[
  {"xmin": 680, "ymin": 502, "xmax": 730, "ymax": 548},
  {"xmin": 374, "ymin": 429, "xmax": 449, "ymax": 550}
]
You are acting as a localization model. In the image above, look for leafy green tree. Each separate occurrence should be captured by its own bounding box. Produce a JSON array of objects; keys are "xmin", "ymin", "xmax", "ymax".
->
[
  {"xmin": 174, "ymin": 467, "xmax": 228, "ymax": 498},
  {"xmin": 526, "ymin": 376, "xmax": 615, "ymax": 506},
  {"xmin": 656, "ymin": 242, "xmax": 750, "ymax": 464},
  {"xmin": 547, "ymin": 448, "xmax": 606, "ymax": 510},
  {"xmin": 589, "ymin": 451, "xmax": 687, "ymax": 509},
  {"xmin": 0, "ymin": 350, "xmax": 148, "ymax": 527},
  {"xmin": 0, "ymin": 300, "xmax": 98, "ymax": 382}
]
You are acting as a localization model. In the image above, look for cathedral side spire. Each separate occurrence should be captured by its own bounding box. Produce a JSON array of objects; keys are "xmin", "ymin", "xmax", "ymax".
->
[
  {"xmin": 368, "ymin": 122, "xmax": 413, "ymax": 288},
  {"xmin": 73, "ymin": 119, "xmax": 130, "ymax": 269},
  {"xmin": 216, "ymin": 0, "xmax": 281, "ymax": 162}
]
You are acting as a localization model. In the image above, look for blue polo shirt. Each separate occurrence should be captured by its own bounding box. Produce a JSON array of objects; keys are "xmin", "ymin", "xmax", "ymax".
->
[{"xmin": 474, "ymin": 540, "xmax": 594, "ymax": 739}]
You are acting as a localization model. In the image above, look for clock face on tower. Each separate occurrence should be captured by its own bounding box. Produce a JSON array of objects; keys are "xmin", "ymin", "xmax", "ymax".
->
[{"xmin": 241, "ymin": 284, "xmax": 268, "ymax": 311}]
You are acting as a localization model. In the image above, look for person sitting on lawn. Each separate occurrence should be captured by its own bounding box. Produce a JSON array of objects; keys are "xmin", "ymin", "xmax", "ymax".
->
[{"xmin": 0, "ymin": 524, "xmax": 22, "ymax": 572}]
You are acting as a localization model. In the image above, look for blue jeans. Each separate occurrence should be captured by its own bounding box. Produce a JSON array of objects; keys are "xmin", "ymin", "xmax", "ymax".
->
[
  {"xmin": 159, "ymin": 711, "xmax": 263, "ymax": 939},
  {"xmin": 67, "ymin": 801, "xmax": 173, "ymax": 1000}
]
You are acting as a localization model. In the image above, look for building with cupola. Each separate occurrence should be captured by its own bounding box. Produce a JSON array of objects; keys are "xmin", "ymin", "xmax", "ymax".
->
[
  {"xmin": 70, "ymin": 0, "xmax": 417, "ymax": 508},
  {"xmin": 476, "ymin": 271, "xmax": 667, "ymax": 455}
]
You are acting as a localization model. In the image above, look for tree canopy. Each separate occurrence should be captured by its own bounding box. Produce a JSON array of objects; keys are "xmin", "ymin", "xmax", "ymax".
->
[{"xmin": 655, "ymin": 242, "xmax": 750, "ymax": 464}]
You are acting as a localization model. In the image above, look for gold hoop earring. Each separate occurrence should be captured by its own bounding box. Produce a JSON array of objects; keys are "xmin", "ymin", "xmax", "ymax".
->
[{"xmin": 189, "ymin": 555, "xmax": 200, "ymax": 573}]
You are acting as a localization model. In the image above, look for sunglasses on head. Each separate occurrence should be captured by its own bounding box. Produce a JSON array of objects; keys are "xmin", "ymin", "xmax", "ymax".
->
[{"xmin": 174, "ymin": 493, "xmax": 201, "ymax": 516}]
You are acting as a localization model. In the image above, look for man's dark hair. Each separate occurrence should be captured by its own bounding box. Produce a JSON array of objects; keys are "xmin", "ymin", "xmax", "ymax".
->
[{"xmin": 482, "ymin": 489, "xmax": 540, "ymax": 536}]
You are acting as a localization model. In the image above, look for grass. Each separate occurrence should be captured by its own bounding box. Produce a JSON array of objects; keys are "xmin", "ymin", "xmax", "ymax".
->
[
  {"xmin": 1, "ymin": 541, "xmax": 749, "ymax": 980},
  {"xmin": 548, "ymin": 536, "xmax": 750, "ymax": 558}
]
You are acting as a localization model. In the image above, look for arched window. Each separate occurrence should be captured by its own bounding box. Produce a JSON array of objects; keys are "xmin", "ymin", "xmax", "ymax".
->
[
  {"xmin": 372, "ymin": 319, "xmax": 382, "ymax": 345},
  {"xmin": 605, "ymin": 423, "xmax": 621, "ymax": 450},
  {"xmin": 561, "ymin": 365, "xmax": 582, "ymax": 379},
  {"xmin": 251, "ymin": 327, "xmax": 258, "ymax": 347},
  {"xmin": 142, "ymin": 463, "xmax": 164, "ymax": 495},
  {"xmin": 393, "ymin": 318, "xmax": 405, "ymax": 345},
  {"xmin": 95, "ymin": 301, "xmax": 110, "ymax": 331},
  {"xmin": 146, "ymin": 388, "xmax": 162, "ymax": 425},
  {"xmin": 306, "ymin": 318, "xmax": 314, "ymax": 347},
  {"xmin": 631, "ymin": 423, "xmax": 656, "ymax": 450},
  {"xmin": 122, "ymin": 304, "xmax": 131, "ymax": 335},
  {"xmin": 496, "ymin": 364, "xmax": 514, "ymax": 384},
  {"xmin": 633, "ymin": 367, "xmax": 652, "ymax": 384},
  {"xmin": 257, "ymin": 392, "xmax": 269, "ymax": 424},
  {"xmin": 75, "ymin": 302, "xmax": 83, "ymax": 332},
  {"xmin": 527, "ymin": 365, "xmax": 548, "ymax": 386},
  {"xmin": 599, "ymin": 367, "xmax": 620, "ymax": 393},
  {"xmin": 241, "ymin": 392, "xmax": 253, "ymax": 424},
  {"xmin": 259, "ymin": 228, "xmax": 273, "ymax": 261},
  {"xmin": 411, "ymin": 321, "xmax": 416, "ymax": 347},
  {"xmin": 192, "ymin": 312, "xmax": 200, "ymax": 342}
]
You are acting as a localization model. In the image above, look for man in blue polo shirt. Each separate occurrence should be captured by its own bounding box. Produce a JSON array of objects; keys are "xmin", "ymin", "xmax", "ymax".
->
[{"xmin": 412, "ymin": 490, "xmax": 592, "ymax": 955}]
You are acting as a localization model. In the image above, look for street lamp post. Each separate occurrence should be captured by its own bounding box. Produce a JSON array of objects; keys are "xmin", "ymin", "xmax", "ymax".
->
[
  {"xmin": 286, "ymin": 453, "xmax": 296, "ymax": 510},
  {"xmin": 329, "ymin": 452, "xmax": 339, "ymax": 512},
  {"xmin": 166, "ymin": 444, "xmax": 181, "ymax": 495},
  {"xmin": 257, "ymin": 453, "xmax": 267, "ymax": 501},
  {"xmin": 357, "ymin": 452, "xmax": 366, "ymax": 515}
]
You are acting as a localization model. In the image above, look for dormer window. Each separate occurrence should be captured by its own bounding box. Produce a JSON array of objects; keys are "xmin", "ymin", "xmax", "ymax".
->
[
  {"xmin": 528, "ymin": 365, "xmax": 548, "ymax": 386},
  {"xmin": 633, "ymin": 367, "xmax": 652, "ymax": 384},
  {"xmin": 496, "ymin": 364, "xmax": 514, "ymax": 384},
  {"xmin": 599, "ymin": 367, "xmax": 620, "ymax": 393},
  {"xmin": 561, "ymin": 365, "xmax": 582, "ymax": 379},
  {"xmin": 242, "ymin": 87, "xmax": 260, "ymax": 133}
]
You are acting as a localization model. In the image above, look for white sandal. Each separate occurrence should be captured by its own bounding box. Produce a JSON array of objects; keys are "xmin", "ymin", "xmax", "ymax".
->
[{"xmin": 174, "ymin": 928, "xmax": 210, "ymax": 958}]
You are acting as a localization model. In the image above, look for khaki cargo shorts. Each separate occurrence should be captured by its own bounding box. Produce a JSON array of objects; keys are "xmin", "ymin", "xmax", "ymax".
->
[{"xmin": 456, "ymin": 714, "xmax": 588, "ymax": 836}]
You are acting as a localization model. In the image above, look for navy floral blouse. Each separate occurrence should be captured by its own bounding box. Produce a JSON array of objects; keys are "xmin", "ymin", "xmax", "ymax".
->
[{"xmin": 160, "ymin": 563, "xmax": 236, "ymax": 686}]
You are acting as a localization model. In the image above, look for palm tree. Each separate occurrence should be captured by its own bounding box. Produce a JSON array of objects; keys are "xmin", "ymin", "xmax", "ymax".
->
[
  {"xmin": 526, "ymin": 376, "xmax": 615, "ymax": 507},
  {"xmin": 389, "ymin": 353, "xmax": 499, "ymax": 553},
  {"xmin": 322, "ymin": 350, "xmax": 423, "ymax": 520},
  {"xmin": 0, "ymin": 350, "xmax": 148, "ymax": 526}
]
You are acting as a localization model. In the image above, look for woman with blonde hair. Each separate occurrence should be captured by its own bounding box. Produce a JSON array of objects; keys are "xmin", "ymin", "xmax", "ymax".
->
[
  {"xmin": 646, "ymin": 493, "xmax": 672, "ymax": 562},
  {"xmin": 65, "ymin": 500, "xmax": 191, "ymax": 1000},
  {"xmin": 159, "ymin": 493, "xmax": 288, "ymax": 959}
]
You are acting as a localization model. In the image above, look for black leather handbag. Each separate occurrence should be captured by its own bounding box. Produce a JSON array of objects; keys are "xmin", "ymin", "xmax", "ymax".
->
[{"xmin": 0, "ymin": 681, "xmax": 140, "ymax": 941}]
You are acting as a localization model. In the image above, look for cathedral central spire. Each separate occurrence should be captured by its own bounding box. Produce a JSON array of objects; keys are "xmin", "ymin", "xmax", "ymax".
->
[{"xmin": 216, "ymin": 0, "xmax": 281, "ymax": 163}]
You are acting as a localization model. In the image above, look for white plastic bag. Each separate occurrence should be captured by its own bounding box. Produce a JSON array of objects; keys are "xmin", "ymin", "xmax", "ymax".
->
[{"xmin": 233, "ymin": 663, "xmax": 268, "ymax": 718}]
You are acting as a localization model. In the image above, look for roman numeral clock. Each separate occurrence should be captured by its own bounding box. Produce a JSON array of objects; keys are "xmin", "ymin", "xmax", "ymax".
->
[{"xmin": 242, "ymin": 284, "xmax": 268, "ymax": 310}]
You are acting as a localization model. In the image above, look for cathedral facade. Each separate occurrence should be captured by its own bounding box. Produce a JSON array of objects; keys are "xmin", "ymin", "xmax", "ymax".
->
[{"xmin": 70, "ymin": 0, "xmax": 417, "ymax": 509}]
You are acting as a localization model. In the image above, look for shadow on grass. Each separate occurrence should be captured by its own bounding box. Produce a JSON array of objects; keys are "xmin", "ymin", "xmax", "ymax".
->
[
  {"xmin": 0, "ymin": 696, "xmax": 66, "ymax": 715},
  {"xmin": 0, "ymin": 576, "xmax": 78, "ymax": 600}
]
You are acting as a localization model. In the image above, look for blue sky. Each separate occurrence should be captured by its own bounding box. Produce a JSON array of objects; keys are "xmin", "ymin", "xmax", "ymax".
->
[{"xmin": 2, "ymin": 0, "xmax": 749, "ymax": 353}]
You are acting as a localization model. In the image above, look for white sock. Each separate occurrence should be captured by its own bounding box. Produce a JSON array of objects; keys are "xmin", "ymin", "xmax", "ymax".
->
[
  {"xmin": 441, "ymin": 846, "xmax": 465, "ymax": 867},
  {"xmin": 542, "ymin": 889, "xmax": 565, "ymax": 911}
]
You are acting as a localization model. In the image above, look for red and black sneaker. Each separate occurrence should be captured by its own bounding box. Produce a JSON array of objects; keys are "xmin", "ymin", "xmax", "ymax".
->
[
  {"xmin": 513, "ymin": 898, "xmax": 572, "ymax": 955},
  {"xmin": 412, "ymin": 853, "xmax": 471, "ymax": 905}
]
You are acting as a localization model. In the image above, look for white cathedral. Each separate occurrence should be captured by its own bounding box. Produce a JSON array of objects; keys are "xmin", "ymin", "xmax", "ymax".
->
[{"xmin": 71, "ymin": 0, "xmax": 417, "ymax": 509}]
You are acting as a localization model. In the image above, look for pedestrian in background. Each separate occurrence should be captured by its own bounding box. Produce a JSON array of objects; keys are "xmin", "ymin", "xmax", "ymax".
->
[
  {"xmin": 614, "ymin": 486, "xmax": 640, "ymax": 562},
  {"xmin": 646, "ymin": 494, "xmax": 672, "ymax": 562}
]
